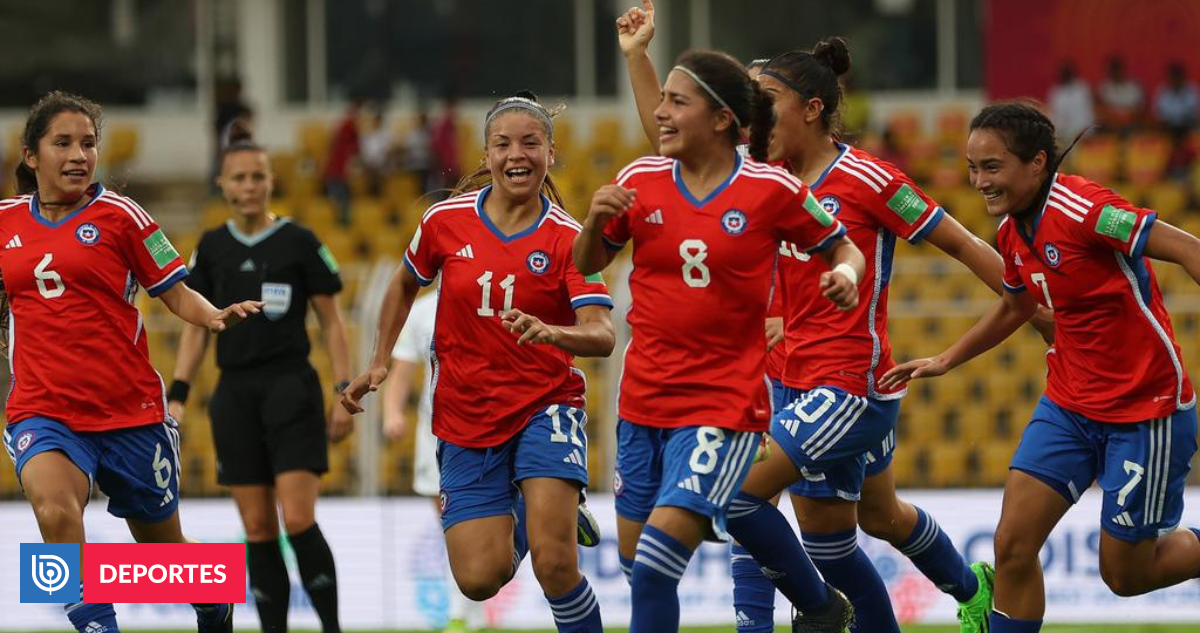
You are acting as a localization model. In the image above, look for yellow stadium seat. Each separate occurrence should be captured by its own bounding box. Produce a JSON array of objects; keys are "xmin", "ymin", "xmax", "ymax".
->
[
  {"xmin": 1124, "ymin": 132, "xmax": 1172, "ymax": 185},
  {"xmin": 927, "ymin": 440, "xmax": 969, "ymax": 487},
  {"xmin": 1074, "ymin": 136, "xmax": 1120, "ymax": 183},
  {"xmin": 1145, "ymin": 182, "xmax": 1187, "ymax": 224}
]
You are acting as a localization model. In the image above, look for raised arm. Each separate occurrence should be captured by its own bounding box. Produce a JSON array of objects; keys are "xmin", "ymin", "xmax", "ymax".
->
[{"xmin": 617, "ymin": 0, "xmax": 662, "ymax": 152}]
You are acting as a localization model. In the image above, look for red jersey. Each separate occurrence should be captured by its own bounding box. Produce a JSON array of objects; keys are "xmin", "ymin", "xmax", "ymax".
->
[
  {"xmin": 403, "ymin": 187, "xmax": 613, "ymax": 448},
  {"xmin": 997, "ymin": 173, "xmax": 1194, "ymax": 422},
  {"xmin": 603, "ymin": 154, "xmax": 846, "ymax": 431},
  {"xmin": 779, "ymin": 145, "xmax": 944, "ymax": 398},
  {"xmin": 765, "ymin": 269, "xmax": 785, "ymax": 380},
  {"xmin": 0, "ymin": 185, "xmax": 188, "ymax": 432}
]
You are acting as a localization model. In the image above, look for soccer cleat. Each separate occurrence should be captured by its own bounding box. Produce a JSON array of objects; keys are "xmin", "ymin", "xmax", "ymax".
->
[
  {"xmin": 196, "ymin": 603, "xmax": 233, "ymax": 633},
  {"xmin": 577, "ymin": 502, "xmax": 602, "ymax": 547},
  {"xmin": 442, "ymin": 618, "xmax": 469, "ymax": 633},
  {"xmin": 956, "ymin": 561, "xmax": 995, "ymax": 633},
  {"xmin": 753, "ymin": 434, "xmax": 772, "ymax": 463},
  {"xmin": 791, "ymin": 583, "xmax": 855, "ymax": 633}
]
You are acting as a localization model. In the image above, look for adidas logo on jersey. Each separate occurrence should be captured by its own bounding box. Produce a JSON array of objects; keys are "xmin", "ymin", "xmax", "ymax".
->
[
  {"xmin": 159, "ymin": 488, "xmax": 174, "ymax": 508},
  {"xmin": 456, "ymin": 244, "xmax": 475, "ymax": 259},
  {"xmin": 563, "ymin": 449, "xmax": 584, "ymax": 466},
  {"xmin": 779, "ymin": 417, "xmax": 801, "ymax": 437},
  {"xmin": 4, "ymin": 235, "xmax": 22, "ymax": 249},
  {"xmin": 83, "ymin": 622, "xmax": 109, "ymax": 633},
  {"xmin": 677, "ymin": 474, "xmax": 702, "ymax": 493},
  {"xmin": 1112, "ymin": 511, "xmax": 1134, "ymax": 527},
  {"xmin": 644, "ymin": 209, "xmax": 664, "ymax": 224},
  {"xmin": 735, "ymin": 610, "xmax": 755, "ymax": 627},
  {"xmin": 239, "ymin": 258, "xmax": 256, "ymax": 272},
  {"xmin": 1014, "ymin": 253, "xmax": 1024, "ymax": 267}
]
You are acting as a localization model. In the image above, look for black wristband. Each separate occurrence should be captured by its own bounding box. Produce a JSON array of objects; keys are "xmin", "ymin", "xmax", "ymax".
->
[
  {"xmin": 334, "ymin": 379, "xmax": 351, "ymax": 395},
  {"xmin": 167, "ymin": 380, "xmax": 190, "ymax": 404}
]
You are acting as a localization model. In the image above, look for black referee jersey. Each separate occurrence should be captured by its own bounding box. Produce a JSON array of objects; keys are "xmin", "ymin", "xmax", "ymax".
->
[{"xmin": 187, "ymin": 218, "xmax": 343, "ymax": 371}]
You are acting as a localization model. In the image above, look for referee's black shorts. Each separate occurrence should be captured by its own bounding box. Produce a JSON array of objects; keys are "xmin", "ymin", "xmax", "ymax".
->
[{"xmin": 208, "ymin": 363, "xmax": 328, "ymax": 485}]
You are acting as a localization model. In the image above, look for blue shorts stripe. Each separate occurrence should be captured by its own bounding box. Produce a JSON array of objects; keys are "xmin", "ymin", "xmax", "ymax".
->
[
  {"xmin": 709, "ymin": 431, "xmax": 754, "ymax": 507},
  {"xmin": 808, "ymin": 396, "xmax": 869, "ymax": 460}
]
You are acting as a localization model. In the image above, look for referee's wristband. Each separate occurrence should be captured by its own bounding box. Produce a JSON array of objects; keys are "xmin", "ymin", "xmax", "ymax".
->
[
  {"xmin": 167, "ymin": 380, "xmax": 190, "ymax": 404},
  {"xmin": 334, "ymin": 379, "xmax": 351, "ymax": 395}
]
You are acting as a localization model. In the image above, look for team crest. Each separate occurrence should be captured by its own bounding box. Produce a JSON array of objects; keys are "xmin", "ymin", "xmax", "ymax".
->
[
  {"xmin": 75, "ymin": 223, "xmax": 101, "ymax": 245},
  {"xmin": 15, "ymin": 430, "xmax": 34, "ymax": 454},
  {"xmin": 1044, "ymin": 242, "xmax": 1061, "ymax": 268},
  {"xmin": 820, "ymin": 195, "xmax": 841, "ymax": 215},
  {"xmin": 721, "ymin": 209, "xmax": 748, "ymax": 235},
  {"xmin": 526, "ymin": 250, "xmax": 551, "ymax": 274},
  {"xmin": 613, "ymin": 470, "xmax": 624, "ymax": 495},
  {"xmin": 439, "ymin": 490, "xmax": 448, "ymax": 512}
]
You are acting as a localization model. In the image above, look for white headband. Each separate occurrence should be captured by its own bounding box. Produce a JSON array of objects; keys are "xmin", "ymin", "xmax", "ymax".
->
[
  {"xmin": 484, "ymin": 98, "xmax": 554, "ymax": 139},
  {"xmin": 671, "ymin": 65, "xmax": 742, "ymax": 129}
]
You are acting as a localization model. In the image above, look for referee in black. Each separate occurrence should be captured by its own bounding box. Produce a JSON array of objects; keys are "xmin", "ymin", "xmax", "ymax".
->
[{"xmin": 170, "ymin": 126, "xmax": 350, "ymax": 633}]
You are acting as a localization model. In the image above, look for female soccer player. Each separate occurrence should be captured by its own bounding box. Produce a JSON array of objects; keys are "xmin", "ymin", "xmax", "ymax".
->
[
  {"xmin": 342, "ymin": 92, "xmax": 613, "ymax": 633},
  {"xmin": 383, "ymin": 289, "xmax": 488, "ymax": 633},
  {"xmin": 0, "ymin": 91, "xmax": 259, "ymax": 633},
  {"xmin": 574, "ymin": 49, "xmax": 865, "ymax": 632},
  {"xmin": 881, "ymin": 101, "xmax": 1200, "ymax": 633},
  {"xmin": 168, "ymin": 125, "xmax": 352, "ymax": 633}
]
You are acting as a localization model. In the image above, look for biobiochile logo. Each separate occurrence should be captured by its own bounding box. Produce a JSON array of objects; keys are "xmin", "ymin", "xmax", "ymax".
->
[{"xmin": 21, "ymin": 543, "xmax": 81, "ymax": 603}]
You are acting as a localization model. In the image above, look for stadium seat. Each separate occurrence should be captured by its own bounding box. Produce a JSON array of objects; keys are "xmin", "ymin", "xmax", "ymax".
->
[
  {"xmin": 927, "ymin": 440, "xmax": 969, "ymax": 487},
  {"xmin": 1124, "ymin": 132, "xmax": 1172, "ymax": 185},
  {"xmin": 1073, "ymin": 135, "xmax": 1120, "ymax": 183}
]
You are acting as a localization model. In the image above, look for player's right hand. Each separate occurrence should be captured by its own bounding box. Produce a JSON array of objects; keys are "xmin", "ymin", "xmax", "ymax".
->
[
  {"xmin": 586, "ymin": 185, "xmax": 637, "ymax": 230},
  {"xmin": 210, "ymin": 300, "xmax": 263, "ymax": 332},
  {"xmin": 616, "ymin": 0, "xmax": 656, "ymax": 55},
  {"xmin": 167, "ymin": 401, "xmax": 185, "ymax": 424},
  {"xmin": 878, "ymin": 356, "xmax": 949, "ymax": 390},
  {"xmin": 340, "ymin": 365, "xmax": 389, "ymax": 414}
]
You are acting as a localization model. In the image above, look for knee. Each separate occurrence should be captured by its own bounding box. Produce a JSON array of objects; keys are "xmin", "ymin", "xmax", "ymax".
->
[
  {"xmin": 992, "ymin": 524, "xmax": 1042, "ymax": 569},
  {"xmin": 857, "ymin": 504, "xmax": 903, "ymax": 542},
  {"xmin": 1100, "ymin": 563, "xmax": 1150, "ymax": 597},
  {"xmin": 456, "ymin": 575, "xmax": 505, "ymax": 602},
  {"xmin": 531, "ymin": 542, "xmax": 579, "ymax": 593},
  {"xmin": 281, "ymin": 516, "xmax": 314, "ymax": 537},
  {"xmin": 241, "ymin": 515, "xmax": 279, "ymax": 543},
  {"xmin": 31, "ymin": 497, "xmax": 83, "ymax": 537}
]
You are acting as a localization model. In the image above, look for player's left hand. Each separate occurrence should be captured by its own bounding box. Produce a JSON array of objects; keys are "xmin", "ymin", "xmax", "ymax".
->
[
  {"xmin": 878, "ymin": 356, "xmax": 949, "ymax": 390},
  {"xmin": 502, "ymin": 309, "xmax": 560, "ymax": 346},
  {"xmin": 327, "ymin": 402, "xmax": 355, "ymax": 443},
  {"xmin": 341, "ymin": 365, "xmax": 389, "ymax": 414},
  {"xmin": 765, "ymin": 317, "xmax": 784, "ymax": 351},
  {"xmin": 819, "ymin": 270, "xmax": 858, "ymax": 311},
  {"xmin": 209, "ymin": 300, "xmax": 263, "ymax": 332}
]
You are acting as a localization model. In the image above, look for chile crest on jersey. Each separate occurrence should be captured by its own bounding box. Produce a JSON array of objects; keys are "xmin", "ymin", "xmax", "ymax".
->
[
  {"xmin": 1044, "ymin": 242, "xmax": 1061, "ymax": 268},
  {"xmin": 721, "ymin": 209, "xmax": 748, "ymax": 235},
  {"xmin": 526, "ymin": 250, "xmax": 551, "ymax": 274},
  {"xmin": 75, "ymin": 223, "xmax": 101, "ymax": 245}
]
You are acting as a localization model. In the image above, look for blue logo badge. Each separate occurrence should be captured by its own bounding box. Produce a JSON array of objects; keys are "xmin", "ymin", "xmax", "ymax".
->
[
  {"xmin": 14, "ymin": 430, "xmax": 35, "ymax": 455},
  {"xmin": 20, "ymin": 543, "xmax": 80, "ymax": 603},
  {"xmin": 1044, "ymin": 242, "xmax": 1061, "ymax": 268},
  {"xmin": 820, "ymin": 195, "xmax": 841, "ymax": 215},
  {"xmin": 75, "ymin": 223, "xmax": 100, "ymax": 246},
  {"xmin": 526, "ymin": 250, "xmax": 551, "ymax": 274},
  {"xmin": 721, "ymin": 209, "xmax": 748, "ymax": 235}
]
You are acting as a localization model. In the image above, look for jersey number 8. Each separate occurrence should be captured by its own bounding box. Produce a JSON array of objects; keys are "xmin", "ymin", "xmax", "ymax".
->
[{"xmin": 679, "ymin": 239, "xmax": 710, "ymax": 288}]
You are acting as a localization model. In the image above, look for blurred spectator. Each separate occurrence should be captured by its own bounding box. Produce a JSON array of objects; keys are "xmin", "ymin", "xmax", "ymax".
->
[
  {"xmin": 360, "ymin": 103, "xmax": 397, "ymax": 196},
  {"xmin": 430, "ymin": 92, "xmax": 462, "ymax": 196},
  {"xmin": 1155, "ymin": 62, "xmax": 1199, "ymax": 178},
  {"xmin": 212, "ymin": 76, "xmax": 253, "ymax": 191},
  {"xmin": 402, "ymin": 109, "xmax": 434, "ymax": 194},
  {"xmin": 1096, "ymin": 57, "xmax": 1143, "ymax": 135},
  {"xmin": 875, "ymin": 125, "xmax": 909, "ymax": 174},
  {"xmin": 324, "ymin": 99, "xmax": 363, "ymax": 224},
  {"xmin": 1047, "ymin": 62, "xmax": 1094, "ymax": 144},
  {"xmin": 1155, "ymin": 62, "xmax": 1198, "ymax": 137}
]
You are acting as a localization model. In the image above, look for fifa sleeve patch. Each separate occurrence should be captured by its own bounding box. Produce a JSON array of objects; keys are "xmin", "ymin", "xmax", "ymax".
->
[
  {"xmin": 886, "ymin": 184, "xmax": 928, "ymax": 224},
  {"xmin": 318, "ymin": 244, "xmax": 340, "ymax": 274},
  {"xmin": 143, "ymin": 229, "xmax": 180, "ymax": 269},
  {"xmin": 802, "ymin": 192, "xmax": 835, "ymax": 227},
  {"xmin": 1095, "ymin": 205, "xmax": 1136, "ymax": 243},
  {"xmin": 584, "ymin": 272, "xmax": 605, "ymax": 284}
]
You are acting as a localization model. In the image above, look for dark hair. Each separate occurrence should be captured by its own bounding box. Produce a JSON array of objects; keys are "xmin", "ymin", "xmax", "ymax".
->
[
  {"xmin": 15, "ymin": 91, "xmax": 103, "ymax": 195},
  {"xmin": 217, "ymin": 117, "xmax": 266, "ymax": 171},
  {"xmin": 673, "ymin": 50, "xmax": 774, "ymax": 161},
  {"xmin": 451, "ymin": 91, "xmax": 566, "ymax": 207},
  {"xmin": 760, "ymin": 36, "xmax": 852, "ymax": 136},
  {"xmin": 969, "ymin": 100, "xmax": 1062, "ymax": 167}
]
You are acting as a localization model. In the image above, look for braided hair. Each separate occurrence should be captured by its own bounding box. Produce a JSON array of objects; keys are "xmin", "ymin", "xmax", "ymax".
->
[{"xmin": 760, "ymin": 37, "xmax": 852, "ymax": 137}]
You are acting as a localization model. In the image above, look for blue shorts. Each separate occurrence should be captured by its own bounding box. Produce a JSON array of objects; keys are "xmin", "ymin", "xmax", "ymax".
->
[
  {"xmin": 614, "ymin": 419, "xmax": 760, "ymax": 539},
  {"xmin": 3, "ymin": 417, "xmax": 181, "ymax": 523},
  {"xmin": 1011, "ymin": 396, "xmax": 1197, "ymax": 542},
  {"xmin": 771, "ymin": 385, "xmax": 900, "ymax": 501},
  {"xmin": 437, "ymin": 403, "xmax": 589, "ymax": 531},
  {"xmin": 769, "ymin": 377, "xmax": 787, "ymax": 415}
]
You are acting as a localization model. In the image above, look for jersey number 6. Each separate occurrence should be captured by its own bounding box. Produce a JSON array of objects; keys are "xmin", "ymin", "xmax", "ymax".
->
[{"xmin": 34, "ymin": 253, "xmax": 65, "ymax": 299}]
